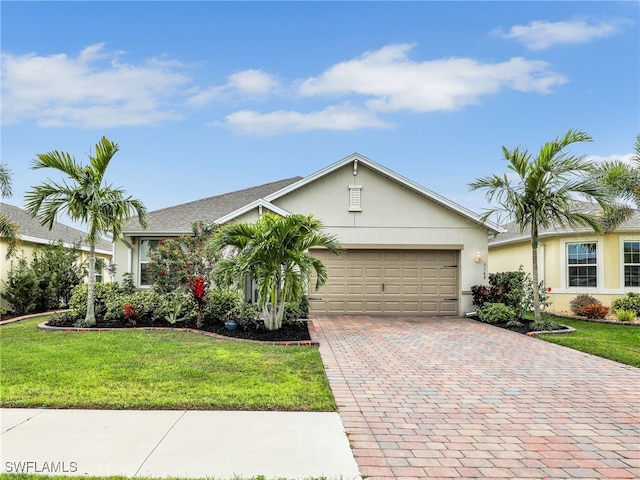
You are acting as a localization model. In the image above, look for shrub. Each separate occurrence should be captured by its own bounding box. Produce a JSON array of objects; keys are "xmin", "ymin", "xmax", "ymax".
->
[
  {"xmin": 579, "ymin": 304, "xmax": 610, "ymax": 319},
  {"xmin": 471, "ymin": 268, "xmax": 528, "ymax": 312},
  {"xmin": 69, "ymin": 282, "xmax": 122, "ymax": 319},
  {"xmin": 1, "ymin": 256, "xmax": 38, "ymax": 315},
  {"xmin": 203, "ymin": 289, "xmax": 244, "ymax": 326},
  {"xmin": 477, "ymin": 303, "xmax": 516, "ymax": 324},
  {"xmin": 569, "ymin": 294, "xmax": 601, "ymax": 316},
  {"xmin": 615, "ymin": 309, "xmax": 636, "ymax": 322},
  {"xmin": 471, "ymin": 284, "xmax": 501, "ymax": 309},
  {"xmin": 612, "ymin": 292, "xmax": 640, "ymax": 316},
  {"xmin": 283, "ymin": 295, "xmax": 310, "ymax": 324},
  {"xmin": 1, "ymin": 242, "xmax": 84, "ymax": 315},
  {"xmin": 530, "ymin": 314, "xmax": 562, "ymax": 332}
]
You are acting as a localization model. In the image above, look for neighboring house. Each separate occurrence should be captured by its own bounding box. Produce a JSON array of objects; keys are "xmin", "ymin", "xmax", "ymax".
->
[
  {"xmin": 115, "ymin": 153, "xmax": 501, "ymax": 316},
  {"xmin": 488, "ymin": 202, "xmax": 640, "ymax": 312},
  {"xmin": 0, "ymin": 202, "xmax": 113, "ymax": 309}
]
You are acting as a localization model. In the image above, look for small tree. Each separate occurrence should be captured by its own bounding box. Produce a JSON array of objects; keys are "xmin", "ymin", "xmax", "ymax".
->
[
  {"xmin": 147, "ymin": 221, "xmax": 219, "ymax": 294},
  {"xmin": 469, "ymin": 129, "xmax": 606, "ymax": 321},
  {"xmin": 213, "ymin": 214, "xmax": 342, "ymax": 330},
  {"xmin": 25, "ymin": 137, "xmax": 148, "ymax": 326},
  {"xmin": 1, "ymin": 257, "xmax": 38, "ymax": 315}
]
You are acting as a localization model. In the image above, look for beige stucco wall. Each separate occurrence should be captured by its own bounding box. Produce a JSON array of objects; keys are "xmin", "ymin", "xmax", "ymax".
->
[{"xmin": 489, "ymin": 232, "xmax": 640, "ymax": 312}]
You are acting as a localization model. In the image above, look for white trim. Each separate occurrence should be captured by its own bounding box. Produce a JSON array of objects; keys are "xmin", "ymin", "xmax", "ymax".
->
[
  {"xmin": 17, "ymin": 234, "xmax": 113, "ymax": 255},
  {"xmin": 620, "ymin": 236, "xmax": 640, "ymax": 291},
  {"xmin": 263, "ymin": 153, "xmax": 503, "ymax": 234},
  {"xmin": 560, "ymin": 237, "xmax": 603, "ymax": 291},
  {"xmin": 215, "ymin": 199, "xmax": 291, "ymax": 224}
]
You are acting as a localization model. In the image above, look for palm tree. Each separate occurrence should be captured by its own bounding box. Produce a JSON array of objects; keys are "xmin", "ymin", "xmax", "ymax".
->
[
  {"xmin": 596, "ymin": 134, "xmax": 640, "ymax": 230},
  {"xmin": 25, "ymin": 137, "xmax": 148, "ymax": 326},
  {"xmin": 469, "ymin": 129, "xmax": 606, "ymax": 322},
  {"xmin": 0, "ymin": 163, "xmax": 20, "ymax": 258},
  {"xmin": 213, "ymin": 213, "xmax": 342, "ymax": 330}
]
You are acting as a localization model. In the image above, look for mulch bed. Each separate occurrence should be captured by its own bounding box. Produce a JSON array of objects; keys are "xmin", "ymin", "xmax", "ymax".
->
[{"xmin": 45, "ymin": 315, "xmax": 311, "ymax": 342}]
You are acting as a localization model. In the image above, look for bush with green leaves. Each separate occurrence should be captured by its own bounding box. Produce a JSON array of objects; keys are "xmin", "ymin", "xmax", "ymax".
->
[
  {"xmin": 530, "ymin": 314, "xmax": 562, "ymax": 332},
  {"xmin": 569, "ymin": 294, "xmax": 601, "ymax": 316},
  {"xmin": 472, "ymin": 268, "xmax": 530, "ymax": 314},
  {"xmin": 612, "ymin": 292, "xmax": 640, "ymax": 316},
  {"xmin": 615, "ymin": 309, "xmax": 636, "ymax": 322},
  {"xmin": 203, "ymin": 289, "xmax": 245, "ymax": 326},
  {"xmin": 282, "ymin": 295, "xmax": 310, "ymax": 323},
  {"xmin": 1, "ymin": 242, "xmax": 84, "ymax": 315},
  {"xmin": 477, "ymin": 302, "xmax": 517, "ymax": 324},
  {"xmin": 1, "ymin": 256, "xmax": 38, "ymax": 315},
  {"xmin": 69, "ymin": 282, "xmax": 122, "ymax": 319}
]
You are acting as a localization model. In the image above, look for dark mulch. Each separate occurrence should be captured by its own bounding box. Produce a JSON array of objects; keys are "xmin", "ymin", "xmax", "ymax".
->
[
  {"xmin": 466, "ymin": 315, "xmax": 569, "ymax": 335},
  {"xmin": 45, "ymin": 314, "xmax": 311, "ymax": 342}
]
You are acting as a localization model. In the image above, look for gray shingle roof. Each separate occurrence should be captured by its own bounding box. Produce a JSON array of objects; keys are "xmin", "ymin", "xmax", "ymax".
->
[
  {"xmin": 124, "ymin": 176, "xmax": 303, "ymax": 234},
  {"xmin": 1, "ymin": 202, "xmax": 112, "ymax": 252},
  {"xmin": 490, "ymin": 201, "xmax": 640, "ymax": 246}
]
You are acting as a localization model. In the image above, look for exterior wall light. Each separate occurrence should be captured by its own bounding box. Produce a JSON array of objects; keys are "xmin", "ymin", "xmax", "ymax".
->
[{"xmin": 474, "ymin": 251, "xmax": 482, "ymax": 263}]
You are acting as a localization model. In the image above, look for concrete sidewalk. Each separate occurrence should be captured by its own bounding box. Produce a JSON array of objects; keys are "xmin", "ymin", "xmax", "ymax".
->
[{"xmin": 1, "ymin": 408, "xmax": 361, "ymax": 479}]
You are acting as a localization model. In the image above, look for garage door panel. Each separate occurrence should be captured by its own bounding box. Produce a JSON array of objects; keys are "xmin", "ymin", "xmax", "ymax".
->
[
  {"xmin": 310, "ymin": 249, "xmax": 459, "ymax": 315},
  {"xmin": 440, "ymin": 285, "xmax": 457, "ymax": 295}
]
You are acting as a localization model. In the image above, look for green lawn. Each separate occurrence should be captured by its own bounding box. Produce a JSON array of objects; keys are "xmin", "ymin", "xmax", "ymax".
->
[
  {"xmin": 537, "ymin": 315, "xmax": 640, "ymax": 367},
  {"xmin": 0, "ymin": 316, "xmax": 335, "ymax": 411}
]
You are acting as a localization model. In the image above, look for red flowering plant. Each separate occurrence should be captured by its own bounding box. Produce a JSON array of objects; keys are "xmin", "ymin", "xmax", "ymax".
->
[
  {"xmin": 188, "ymin": 275, "xmax": 209, "ymax": 328},
  {"xmin": 123, "ymin": 303, "xmax": 139, "ymax": 326}
]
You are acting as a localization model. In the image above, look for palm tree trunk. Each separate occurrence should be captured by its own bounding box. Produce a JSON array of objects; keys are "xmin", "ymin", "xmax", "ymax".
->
[
  {"xmin": 531, "ymin": 232, "xmax": 540, "ymax": 322},
  {"xmin": 84, "ymin": 244, "xmax": 97, "ymax": 326}
]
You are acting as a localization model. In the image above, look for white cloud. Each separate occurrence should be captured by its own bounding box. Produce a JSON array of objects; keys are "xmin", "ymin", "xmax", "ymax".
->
[
  {"xmin": 217, "ymin": 104, "xmax": 391, "ymax": 137},
  {"xmin": 187, "ymin": 69, "xmax": 279, "ymax": 108},
  {"xmin": 493, "ymin": 18, "xmax": 629, "ymax": 50},
  {"xmin": 1, "ymin": 43, "xmax": 190, "ymax": 127},
  {"xmin": 298, "ymin": 44, "xmax": 567, "ymax": 112}
]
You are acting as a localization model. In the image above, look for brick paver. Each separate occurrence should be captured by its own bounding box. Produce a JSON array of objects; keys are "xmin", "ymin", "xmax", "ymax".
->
[{"xmin": 312, "ymin": 316, "xmax": 640, "ymax": 479}]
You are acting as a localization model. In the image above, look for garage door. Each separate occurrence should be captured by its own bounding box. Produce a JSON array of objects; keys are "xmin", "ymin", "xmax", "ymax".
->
[{"xmin": 309, "ymin": 249, "xmax": 459, "ymax": 315}]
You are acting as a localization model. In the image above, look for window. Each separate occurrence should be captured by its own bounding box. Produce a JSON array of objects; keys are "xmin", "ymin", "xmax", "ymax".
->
[
  {"xmin": 624, "ymin": 241, "xmax": 640, "ymax": 287},
  {"xmin": 95, "ymin": 259, "xmax": 104, "ymax": 284},
  {"xmin": 139, "ymin": 239, "xmax": 160, "ymax": 286},
  {"xmin": 567, "ymin": 242, "xmax": 597, "ymax": 287}
]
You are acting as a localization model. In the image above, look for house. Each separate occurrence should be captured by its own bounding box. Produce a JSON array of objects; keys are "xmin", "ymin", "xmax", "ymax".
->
[
  {"xmin": 0, "ymin": 202, "xmax": 113, "ymax": 309},
  {"xmin": 115, "ymin": 153, "xmax": 501, "ymax": 316},
  {"xmin": 488, "ymin": 202, "xmax": 640, "ymax": 312}
]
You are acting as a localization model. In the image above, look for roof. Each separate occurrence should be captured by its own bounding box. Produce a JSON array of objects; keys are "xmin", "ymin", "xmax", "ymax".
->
[
  {"xmin": 124, "ymin": 154, "xmax": 502, "ymax": 236},
  {"xmin": 489, "ymin": 201, "xmax": 640, "ymax": 247},
  {"xmin": 265, "ymin": 153, "xmax": 503, "ymax": 234},
  {"xmin": 124, "ymin": 177, "xmax": 303, "ymax": 234},
  {"xmin": 1, "ymin": 202, "xmax": 113, "ymax": 253}
]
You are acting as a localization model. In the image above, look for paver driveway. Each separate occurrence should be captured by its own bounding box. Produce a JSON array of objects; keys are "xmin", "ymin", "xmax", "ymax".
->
[{"xmin": 312, "ymin": 316, "xmax": 640, "ymax": 480}]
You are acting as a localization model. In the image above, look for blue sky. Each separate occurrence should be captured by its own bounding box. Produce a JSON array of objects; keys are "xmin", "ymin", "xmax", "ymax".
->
[{"xmin": 2, "ymin": 1, "xmax": 638, "ymax": 230}]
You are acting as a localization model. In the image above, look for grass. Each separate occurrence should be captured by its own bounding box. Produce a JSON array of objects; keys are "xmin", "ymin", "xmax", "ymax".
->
[
  {"xmin": 536, "ymin": 315, "xmax": 640, "ymax": 367},
  {"xmin": 0, "ymin": 316, "xmax": 335, "ymax": 411}
]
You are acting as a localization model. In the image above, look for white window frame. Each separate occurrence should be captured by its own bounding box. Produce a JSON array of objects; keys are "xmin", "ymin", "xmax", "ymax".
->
[
  {"xmin": 621, "ymin": 237, "xmax": 640, "ymax": 290},
  {"xmin": 561, "ymin": 238, "xmax": 603, "ymax": 291}
]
